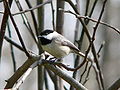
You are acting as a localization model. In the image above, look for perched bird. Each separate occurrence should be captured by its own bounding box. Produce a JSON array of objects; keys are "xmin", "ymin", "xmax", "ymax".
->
[{"xmin": 38, "ymin": 29, "xmax": 86, "ymax": 59}]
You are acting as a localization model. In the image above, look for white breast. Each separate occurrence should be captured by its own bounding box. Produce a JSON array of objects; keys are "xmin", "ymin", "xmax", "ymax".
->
[{"xmin": 41, "ymin": 42, "xmax": 71, "ymax": 58}]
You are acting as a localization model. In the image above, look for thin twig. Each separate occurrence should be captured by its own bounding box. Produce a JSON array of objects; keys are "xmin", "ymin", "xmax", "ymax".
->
[
  {"xmin": 92, "ymin": 64, "xmax": 101, "ymax": 90},
  {"xmin": 47, "ymin": 69, "xmax": 59, "ymax": 89},
  {"xmin": 79, "ymin": 61, "xmax": 89, "ymax": 83},
  {"xmin": 4, "ymin": 0, "xmax": 30, "ymax": 57},
  {"xmin": 97, "ymin": 41, "xmax": 105, "ymax": 58},
  {"xmin": 72, "ymin": 0, "xmax": 80, "ymax": 81},
  {"xmin": 64, "ymin": 0, "xmax": 107, "ymax": 90},
  {"xmin": 37, "ymin": 0, "xmax": 45, "ymax": 90},
  {"xmin": 61, "ymin": 10, "xmax": 120, "ymax": 34},
  {"xmin": 86, "ymin": 0, "xmax": 98, "ymax": 24},
  {"xmin": 12, "ymin": 0, "xmax": 52, "ymax": 16},
  {"xmin": 56, "ymin": 0, "xmax": 65, "ymax": 34},
  {"xmin": 14, "ymin": 0, "xmax": 38, "ymax": 45},
  {"xmin": 25, "ymin": 0, "xmax": 38, "ymax": 36},
  {"xmin": 44, "ymin": 70, "xmax": 49, "ymax": 90},
  {"xmin": 0, "ymin": 1, "xmax": 10, "ymax": 59},
  {"xmin": 50, "ymin": 1, "xmax": 55, "ymax": 31},
  {"xmin": 4, "ymin": 36, "xmax": 24, "ymax": 52},
  {"xmin": 83, "ymin": 61, "xmax": 92, "ymax": 85},
  {"xmin": 56, "ymin": 1, "xmax": 65, "ymax": 90},
  {"xmin": 91, "ymin": 0, "xmax": 108, "ymax": 89},
  {"xmin": 63, "ymin": 0, "xmax": 99, "ymax": 74},
  {"xmin": 7, "ymin": 21, "xmax": 16, "ymax": 72}
]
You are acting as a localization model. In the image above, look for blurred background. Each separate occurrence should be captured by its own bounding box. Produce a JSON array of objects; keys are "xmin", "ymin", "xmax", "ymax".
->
[{"xmin": 0, "ymin": 0, "xmax": 120, "ymax": 90}]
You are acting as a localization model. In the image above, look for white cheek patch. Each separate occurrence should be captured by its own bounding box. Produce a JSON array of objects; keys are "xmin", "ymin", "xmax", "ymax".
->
[
  {"xmin": 42, "ymin": 31, "xmax": 58, "ymax": 40},
  {"xmin": 42, "ymin": 33, "xmax": 54, "ymax": 40},
  {"xmin": 42, "ymin": 35, "xmax": 52, "ymax": 40}
]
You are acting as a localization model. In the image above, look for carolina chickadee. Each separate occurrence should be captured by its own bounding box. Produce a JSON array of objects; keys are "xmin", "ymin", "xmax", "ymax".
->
[{"xmin": 38, "ymin": 29, "xmax": 85, "ymax": 59}]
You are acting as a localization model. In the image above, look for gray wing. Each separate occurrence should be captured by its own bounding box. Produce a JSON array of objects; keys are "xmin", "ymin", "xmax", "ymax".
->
[
  {"xmin": 53, "ymin": 34, "xmax": 80, "ymax": 52},
  {"xmin": 61, "ymin": 39, "xmax": 80, "ymax": 52}
]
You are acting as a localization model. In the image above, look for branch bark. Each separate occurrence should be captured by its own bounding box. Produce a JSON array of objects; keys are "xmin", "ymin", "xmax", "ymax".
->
[
  {"xmin": 0, "ymin": 0, "xmax": 13, "ymax": 58},
  {"xmin": 108, "ymin": 78, "xmax": 120, "ymax": 90},
  {"xmin": 4, "ymin": 53, "xmax": 41, "ymax": 89},
  {"xmin": 44, "ymin": 63, "xmax": 88, "ymax": 90}
]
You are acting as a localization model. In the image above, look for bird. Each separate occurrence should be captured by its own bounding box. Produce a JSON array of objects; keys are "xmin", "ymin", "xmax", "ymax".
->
[{"xmin": 38, "ymin": 29, "xmax": 87, "ymax": 60}]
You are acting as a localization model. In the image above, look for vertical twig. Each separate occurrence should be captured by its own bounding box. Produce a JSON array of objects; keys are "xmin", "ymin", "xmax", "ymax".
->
[
  {"xmin": 47, "ymin": 69, "xmax": 59, "ymax": 90},
  {"xmin": 79, "ymin": 61, "xmax": 89, "ymax": 83},
  {"xmin": 14, "ymin": 0, "xmax": 38, "ymax": 45},
  {"xmin": 71, "ymin": 0, "xmax": 80, "ymax": 90},
  {"xmin": 0, "ymin": 0, "xmax": 13, "ymax": 59},
  {"xmin": 44, "ymin": 70, "xmax": 49, "ymax": 90},
  {"xmin": 56, "ymin": 1, "xmax": 65, "ymax": 90},
  {"xmin": 50, "ymin": 1, "xmax": 55, "ymax": 31},
  {"xmin": 56, "ymin": 0, "xmax": 65, "ymax": 34},
  {"xmin": 83, "ymin": 61, "xmax": 92, "ymax": 85},
  {"xmin": 25, "ymin": 0, "xmax": 39, "ymax": 38},
  {"xmin": 4, "ymin": 0, "xmax": 30, "ymax": 57},
  {"xmin": 37, "ymin": 0, "xmax": 44, "ymax": 90},
  {"xmin": 64, "ymin": 0, "xmax": 107, "ymax": 89},
  {"xmin": 91, "ymin": 0, "xmax": 108, "ymax": 89},
  {"xmin": 7, "ymin": 21, "xmax": 16, "ymax": 72},
  {"xmin": 92, "ymin": 64, "xmax": 101, "ymax": 89}
]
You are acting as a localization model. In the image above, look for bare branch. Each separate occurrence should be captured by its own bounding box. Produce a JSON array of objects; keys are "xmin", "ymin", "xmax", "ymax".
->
[
  {"xmin": 44, "ymin": 62, "xmax": 88, "ymax": 90},
  {"xmin": 50, "ymin": 1, "xmax": 55, "ymax": 31},
  {"xmin": 97, "ymin": 41, "xmax": 105, "ymax": 58},
  {"xmin": 12, "ymin": 0, "xmax": 52, "ymax": 16},
  {"xmin": 14, "ymin": 0, "xmax": 38, "ymax": 45},
  {"xmin": 4, "ymin": 52, "xmax": 41, "ymax": 89},
  {"xmin": 7, "ymin": 22, "xmax": 16, "ymax": 72},
  {"xmin": 0, "ymin": 0, "xmax": 13, "ymax": 58},
  {"xmin": 14, "ymin": 68, "xmax": 33, "ymax": 89},
  {"xmin": 83, "ymin": 61, "xmax": 92, "ymax": 85},
  {"xmin": 56, "ymin": 0, "xmax": 65, "ymax": 34},
  {"xmin": 60, "ymin": 9, "xmax": 120, "ymax": 35},
  {"xmin": 4, "ymin": 0, "xmax": 30, "ymax": 57},
  {"xmin": 79, "ymin": 61, "xmax": 89, "ymax": 83},
  {"xmin": 108, "ymin": 78, "xmax": 120, "ymax": 90},
  {"xmin": 4, "ymin": 36, "xmax": 24, "ymax": 52},
  {"xmin": 91, "ymin": 0, "xmax": 108, "ymax": 89}
]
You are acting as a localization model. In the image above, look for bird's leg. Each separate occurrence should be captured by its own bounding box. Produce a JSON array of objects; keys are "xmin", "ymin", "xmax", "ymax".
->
[
  {"xmin": 49, "ymin": 57, "xmax": 58, "ymax": 63},
  {"xmin": 49, "ymin": 57, "xmax": 62, "ymax": 63},
  {"xmin": 45, "ymin": 54, "xmax": 49, "ymax": 60}
]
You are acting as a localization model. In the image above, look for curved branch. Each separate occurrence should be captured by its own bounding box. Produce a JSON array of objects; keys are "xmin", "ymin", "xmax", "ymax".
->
[{"xmin": 44, "ymin": 63, "xmax": 88, "ymax": 90}]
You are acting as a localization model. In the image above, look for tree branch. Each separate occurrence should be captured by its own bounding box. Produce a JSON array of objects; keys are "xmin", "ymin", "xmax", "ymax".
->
[
  {"xmin": 60, "ymin": 9, "xmax": 120, "ymax": 35},
  {"xmin": 0, "ymin": 0, "xmax": 13, "ymax": 58},
  {"xmin": 108, "ymin": 78, "xmax": 120, "ymax": 90},
  {"xmin": 12, "ymin": 0, "xmax": 52, "ymax": 16},
  {"xmin": 4, "ymin": 52, "xmax": 41, "ymax": 89},
  {"xmin": 44, "ymin": 62, "xmax": 88, "ymax": 90},
  {"xmin": 4, "ymin": 0, "xmax": 30, "ymax": 57}
]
